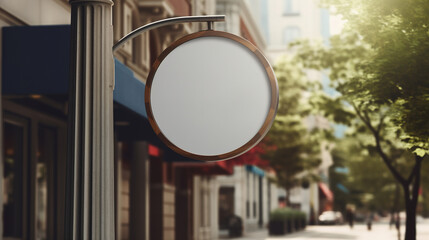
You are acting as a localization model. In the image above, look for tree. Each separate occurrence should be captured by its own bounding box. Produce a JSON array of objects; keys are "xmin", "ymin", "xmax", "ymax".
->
[
  {"xmin": 264, "ymin": 56, "xmax": 323, "ymax": 205},
  {"xmin": 292, "ymin": 1, "xmax": 428, "ymax": 238},
  {"xmin": 323, "ymin": 0, "xmax": 429, "ymax": 153},
  {"xmin": 330, "ymin": 126, "xmax": 407, "ymax": 214}
]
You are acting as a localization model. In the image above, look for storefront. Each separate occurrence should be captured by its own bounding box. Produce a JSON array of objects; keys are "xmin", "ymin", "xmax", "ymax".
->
[{"xmin": 1, "ymin": 24, "xmax": 207, "ymax": 240}]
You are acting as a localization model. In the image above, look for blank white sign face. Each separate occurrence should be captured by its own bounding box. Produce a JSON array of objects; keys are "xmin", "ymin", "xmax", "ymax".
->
[{"xmin": 145, "ymin": 31, "xmax": 278, "ymax": 161}]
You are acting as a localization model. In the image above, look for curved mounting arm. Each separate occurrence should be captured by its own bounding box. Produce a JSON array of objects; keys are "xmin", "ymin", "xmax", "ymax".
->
[{"xmin": 113, "ymin": 15, "xmax": 226, "ymax": 52}]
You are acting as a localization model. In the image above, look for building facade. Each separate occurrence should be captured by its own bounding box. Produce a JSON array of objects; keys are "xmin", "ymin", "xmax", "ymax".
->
[
  {"xmin": 216, "ymin": 165, "xmax": 278, "ymax": 236},
  {"xmin": 0, "ymin": 0, "xmax": 272, "ymax": 240},
  {"xmin": 263, "ymin": 0, "xmax": 334, "ymax": 223}
]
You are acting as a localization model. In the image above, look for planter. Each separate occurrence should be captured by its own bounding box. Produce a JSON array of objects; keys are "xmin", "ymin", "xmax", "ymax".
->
[
  {"xmin": 269, "ymin": 208, "xmax": 306, "ymax": 235},
  {"xmin": 294, "ymin": 219, "xmax": 300, "ymax": 230},
  {"xmin": 288, "ymin": 219, "xmax": 294, "ymax": 233},
  {"xmin": 269, "ymin": 220, "xmax": 286, "ymax": 235}
]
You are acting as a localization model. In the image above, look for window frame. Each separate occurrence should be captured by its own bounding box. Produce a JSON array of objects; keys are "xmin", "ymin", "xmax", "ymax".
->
[{"xmin": 3, "ymin": 100, "xmax": 67, "ymax": 240}]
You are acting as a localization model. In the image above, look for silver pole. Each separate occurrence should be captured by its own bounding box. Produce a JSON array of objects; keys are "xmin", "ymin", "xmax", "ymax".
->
[
  {"xmin": 113, "ymin": 15, "xmax": 225, "ymax": 52},
  {"xmin": 66, "ymin": 0, "xmax": 115, "ymax": 239}
]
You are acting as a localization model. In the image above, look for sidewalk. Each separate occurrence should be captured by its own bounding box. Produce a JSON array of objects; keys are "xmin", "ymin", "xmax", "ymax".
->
[{"xmin": 219, "ymin": 221, "xmax": 429, "ymax": 240}]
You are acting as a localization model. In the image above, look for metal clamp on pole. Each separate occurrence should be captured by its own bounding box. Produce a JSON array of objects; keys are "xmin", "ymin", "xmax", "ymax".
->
[{"xmin": 113, "ymin": 15, "xmax": 226, "ymax": 52}]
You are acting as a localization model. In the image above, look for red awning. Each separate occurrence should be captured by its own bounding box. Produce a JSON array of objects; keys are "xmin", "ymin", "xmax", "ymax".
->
[
  {"xmin": 319, "ymin": 182, "xmax": 334, "ymax": 202},
  {"xmin": 173, "ymin": 161, "xmax": 233, "ymax": 175}
]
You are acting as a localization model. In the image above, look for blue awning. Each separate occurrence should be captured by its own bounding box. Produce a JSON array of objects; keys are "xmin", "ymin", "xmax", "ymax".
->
[
  {"xmin": 113, "ymin": 59, "xmax": 147, "ymax": 118},
  {"xmin": 245, "ymin": 165, "xmax": 265, "ymax": 177},
  {"xmin": 2, "ymin": 25, "xmax": 146, "ymax": 118},
  {"xmin": 1, "ymin": 25, "xmax": 200, "ymax": 163}
]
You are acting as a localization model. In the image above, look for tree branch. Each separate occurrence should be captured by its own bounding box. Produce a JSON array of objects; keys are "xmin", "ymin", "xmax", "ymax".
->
[
  {"xmin": 351, "ymin": 102, "xmax": 406, "ymax": 185},
  {"xmin": 407, "ymin": 158, "xmax": 420, "ymax": 184},
  {"xmin": 376, "ymin": 112, "xmax": 386, "ymax": 134}
]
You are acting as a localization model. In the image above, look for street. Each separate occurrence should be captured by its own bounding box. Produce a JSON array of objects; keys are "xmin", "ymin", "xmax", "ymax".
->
[{"xmin": 223, "ymin": 221, "xmax": 429, "ymax": 240}]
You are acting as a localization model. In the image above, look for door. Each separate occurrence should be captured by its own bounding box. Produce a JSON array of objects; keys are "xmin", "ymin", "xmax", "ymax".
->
[
  {"xmin": 218, "ymin": 187, "xmax": 234, "ymax": 230},
  {"xmin": 3, "ymin": 114, "xmax": 29, "ymax": 240},
  {"xmin": 2, "ymin": 102, "xmax": 67, "ymax": 240}
]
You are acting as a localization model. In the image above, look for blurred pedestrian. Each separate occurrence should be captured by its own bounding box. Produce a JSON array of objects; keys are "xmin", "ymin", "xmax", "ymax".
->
[
  {"xmin": 346, "ymin": 207, "xmax": 354, "ymax": 229},
  {"xmin": 366, "ymin": 212, "xmax": 373, "ymax": 231},
  {"xmin": 395, "ymin": 213, "xmax": 400, "ymax": 231},
  {"xmin": 395, "ymin": 213, "xmax": 401, "ymax": 240},
  {"xmin": 390, "ymin": 213, "xmax": 395, "ymax": 229}
]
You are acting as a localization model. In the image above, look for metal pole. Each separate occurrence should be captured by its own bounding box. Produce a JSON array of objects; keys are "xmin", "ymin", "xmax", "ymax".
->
[
  {"xmin": 66, "ymin": 5, "xmax": 224, "ymax": 238},
  {"xmin": 66, "ymin": 0, "xmax": 115, "ymax": 239},
  {"xmin": 113, "ymin": 15, "xmax": 225, "ymax": 52}
]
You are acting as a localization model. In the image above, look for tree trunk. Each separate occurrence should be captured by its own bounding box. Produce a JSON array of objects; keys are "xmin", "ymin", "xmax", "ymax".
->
[
  {"xmin": 404, "ymin": 198, "xmax": 416, "ymax": 240},
  {"xmin": 402, "ymin": 156, "xmax": 422, "ymax": 240},
  {"xmin": 285, "ymin": 187, "xmax": 291, "ymax": 207}
]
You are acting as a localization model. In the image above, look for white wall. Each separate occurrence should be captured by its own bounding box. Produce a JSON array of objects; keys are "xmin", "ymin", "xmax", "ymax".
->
[
  {"xmin": 265, "ymin": 0, "xmax": 324, "ymax": 63},
  {"xmin": 193, "ymin": 175, "xmax": 213, "ymax": 240},
  {"xmin": 215, "ymin": 166, "xmax": 275, "ymax": 234}
]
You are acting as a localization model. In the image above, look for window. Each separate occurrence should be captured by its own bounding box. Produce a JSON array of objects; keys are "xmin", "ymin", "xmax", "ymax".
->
[
  {"xmin": 283, "ymin": 27, "xmax": 301, "ymax": 44},
  {"xmin": 36, "ymin": 125, "xmax": 58, "ymax": 240},
  {"xmin": 122, "ymin": 3, "xmax": 133, "ymax": 55},
  {"xmin": 3, "ymin": 109, "xmax": 65, "ymax": 240},
  {"xmin": 246, "ymin": 172, "xmax": 250, "ymax": 218},
  {"xmin": 283, "ymin": 0, "xmax": 299, "ymax": 15},
  {"xmin": 140, "ymin": 33, "xmax": 150, "ymax": 67},
  {"xmin": 253, "ymin": 175, "xmax": 257, "ymax": 218},
  {"xmin": 3, "ymin": 121, "xmax": 26, "ymax": 239}
]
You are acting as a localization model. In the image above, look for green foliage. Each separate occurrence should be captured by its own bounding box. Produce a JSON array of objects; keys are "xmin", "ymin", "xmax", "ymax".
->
[
  {"xmin": 270, "ymin": 208, "xmax": 306, "ymax": 221},
  {"xmin": 292, "ymin": 1, "xmax": 428, "ymax": 237},
  {"xmin": 330, "ymin": 131, "xmax": 409, "ymax": 212},
  {"xmin": 318, "ymin": 0, "xmax": 429, "ymax": 155},
  {"xmin": 265, "ymin": 56, "xmax": 323, "ymax": 194}
]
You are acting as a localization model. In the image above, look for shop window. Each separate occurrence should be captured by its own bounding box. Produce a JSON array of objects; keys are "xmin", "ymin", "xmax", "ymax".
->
[
  {"xmin": 218, "ymin": 187, "xmax": 234, "ymax": 229},
  {"xmin": 3, "ymin": 121, "xmax": 25, "ymax": 239},
  {"xmin": 3, "ymin": 106, "xmax": 65, "ymax": 240},
  {"xmin": 246, "ymin": 201, "xmax": 250, "ymax": 219},
  {"xmin": 36, "ymin": 125, "xmax": 57, "ymax": 240},
  {"xmin": 253, "ymin": 202, "xmax": 257, "ymax": 218}
]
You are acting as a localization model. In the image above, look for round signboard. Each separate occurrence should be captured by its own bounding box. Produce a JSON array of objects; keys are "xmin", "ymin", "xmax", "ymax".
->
[{"xmin": 145, "ymin": 30, "xmax": 278, "ymax": 161}]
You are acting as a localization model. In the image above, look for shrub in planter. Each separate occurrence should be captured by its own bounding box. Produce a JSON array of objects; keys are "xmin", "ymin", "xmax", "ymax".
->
[
  {"xmin": 294, "ymin": 211, "xmax": 306, "ymax": 230},
  {"xmin": 298, "ymin": 212, "xmax": 307, "ymax": 229},
  {"xmin": 269, "ymin": 220, "xmax": 286, "ymax": 235},
  {"xmin": 269, "ymin": 208, "xmax": 306, "ymax": 235},
  {"xmin": 269, "ymin": 208, "xmax": 291, "ymax": 235}
]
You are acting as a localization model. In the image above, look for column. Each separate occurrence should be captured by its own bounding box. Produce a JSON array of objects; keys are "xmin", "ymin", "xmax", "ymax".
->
[{"xmin": 65, "ymin": 0, "xmax": 115, "ymax": 239}]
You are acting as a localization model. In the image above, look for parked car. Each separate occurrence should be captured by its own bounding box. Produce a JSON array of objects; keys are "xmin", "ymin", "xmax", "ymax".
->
[
  {"xmin": 335, "ymin": 211, "xmax": 344, "ymax": 224},
  {"xmin": 318, "ymin": 211, "xmax": 342, "ymax": 225}
]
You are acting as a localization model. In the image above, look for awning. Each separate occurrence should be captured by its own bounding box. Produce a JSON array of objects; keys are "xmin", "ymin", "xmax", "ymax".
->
[
  {"xmin": 245, "ymin": 165, "xmax": 265, "ymax": 177},
  {"xmin": 1, "ymin": 25, "xmax": 193, "ymax": 163},
  {"xmin": 2, "ymin": 25, "xmax": 147, "ymax": 118},
  {"xmin": 336, "ymin": 183, "xmax": 349, "ymax": 194},
  {"xmin": 174, "ymin": 160, "xmax": 233, "ymax": 175},
  {"xmin": 319, "ymin": 182, "xmax": 334, "ymax": 201}
]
